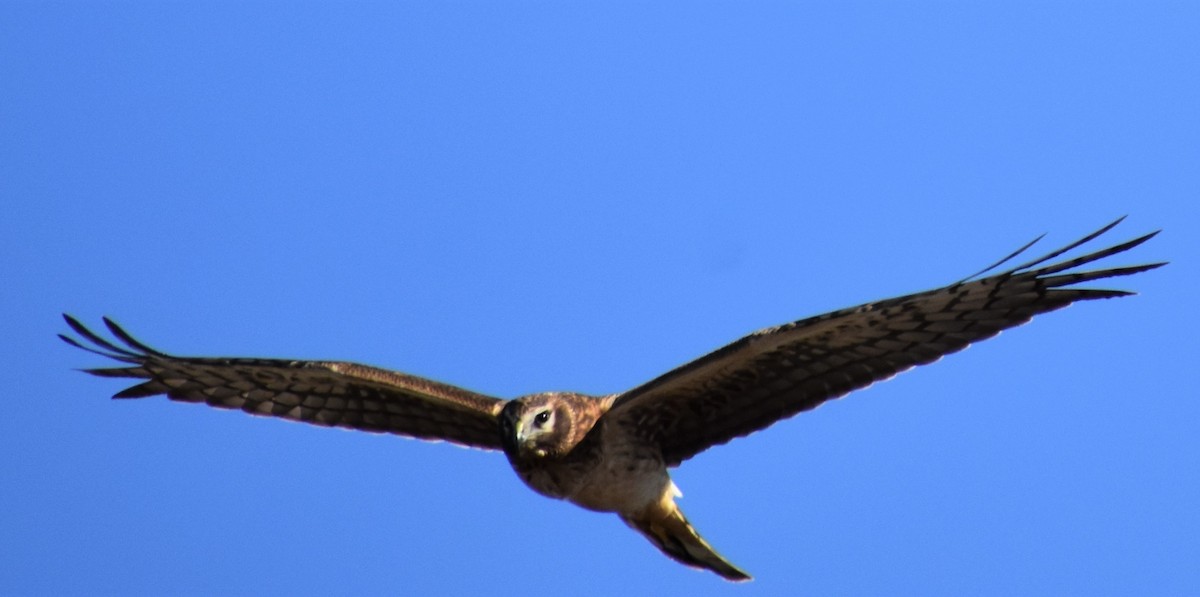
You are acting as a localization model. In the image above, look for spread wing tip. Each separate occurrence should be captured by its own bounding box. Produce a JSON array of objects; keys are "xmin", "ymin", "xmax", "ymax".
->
[
  {"xmin": 60, "ymin": 314, "xmax": 170, "ymax": 361},
  {"xmin": 1015, "ymin": 219, "xmax": 1161, "ymax": 276},
  {"xmin": 102, "ymin": 316, "xmax": 168, "ymax": 356},
  {"xmin": 61, "ymin": 315, "xmax": 163, "ymax": 393}
]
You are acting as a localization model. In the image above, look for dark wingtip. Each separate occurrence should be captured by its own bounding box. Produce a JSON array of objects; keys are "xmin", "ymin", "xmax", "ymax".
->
[
  {"xmin": 62, "ymin": 313, "xmax": 92, "ymax": 339},
  {"xmin": 112, "ymin": 381, "xmax": 165, "ymax": 399},
  {"xmin": 102, "ymin": 316, "xmax": 167, "ymax": 356},
  {"xmin": 58, "ymin": 333, "xmax": 83, "ymax": 348},
  {"xmin": 721, "ymin": 570, "xmax": 753, "ymax": 583},
  {"xmin": 957, "ymin": 232, "xmax": 1047, "ymax": 283},
  {"xmin": 1138, "ymin": 228, "xmax": 1163, "ymax": 244},
  {"xmin": 1089, "ymin": 290, "xmax": 1138, "ymax": 299},
  {"xmin": 1033, "ymin": 227, "xmax": 1165, "ymax": 279},
  {"xmin": 60, "ymin": 332, "xmax": 134, "ymax": 362},
  {"xmin": 61, "ymin": 314, "xmax": 141, "ymax": 357},
  {"xmin": 1011, "ymin": 217, "xmax": 1130, "ymax": 273},
  {"xmin": 81, "ymin": 366, "xmax": 144, "ymax": 378}
]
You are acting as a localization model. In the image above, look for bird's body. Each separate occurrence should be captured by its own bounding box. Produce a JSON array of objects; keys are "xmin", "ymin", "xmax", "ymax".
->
[
  {"xmin": 499, "ymin": 391, "xmax": 747, "ymax": 577},
  {"xmin": 61, "ymin": 218, "xmax": 1164, "ymax": 582},
  {"xmin": 500, "ymin": 392, "xmax": 622, "ymax": 509}
]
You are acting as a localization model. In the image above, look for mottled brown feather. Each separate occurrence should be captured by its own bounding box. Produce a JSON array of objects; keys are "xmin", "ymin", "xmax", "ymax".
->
[
  {"xmin": 608, "ymin": 220, "xmax": 1164, "ymax": 466},
  {"xmin": 62, "ymin": 315, "xmax": 507, "ymax": 450}
]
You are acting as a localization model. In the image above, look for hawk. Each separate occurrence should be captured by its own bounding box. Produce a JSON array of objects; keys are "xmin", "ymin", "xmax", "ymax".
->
[{"xmin": 61, "ymin": 218, "xmax": 1163, "ymax": 581}]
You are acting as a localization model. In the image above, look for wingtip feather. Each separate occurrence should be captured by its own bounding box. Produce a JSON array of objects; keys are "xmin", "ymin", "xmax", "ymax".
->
[
  {"xmin": 112, "ymin": 381, "xmax": 167, "ymax": 399},
  {"xmin": 102, "ymin": 316, "xmax": 167, "ymax": 356},
  {"xmin": 61, "ymin": 314, "xmax": 141, "ymax": 357}
]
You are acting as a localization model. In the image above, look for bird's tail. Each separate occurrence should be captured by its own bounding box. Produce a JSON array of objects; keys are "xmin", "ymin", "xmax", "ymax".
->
[{"xmin": 621, "ymin": 505, "xmax": 751, "ymax": 582}]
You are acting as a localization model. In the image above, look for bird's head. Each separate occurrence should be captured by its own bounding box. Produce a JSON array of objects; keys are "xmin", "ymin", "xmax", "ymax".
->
[{"xmin": 499, "ymin": 393, "xmax": 577, "ymax": 460}]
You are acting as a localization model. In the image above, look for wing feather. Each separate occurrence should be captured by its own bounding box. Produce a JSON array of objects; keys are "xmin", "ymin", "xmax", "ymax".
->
[
  {"xmin": 62, "ymin": 315, "xmax": 507, "ymax": 450},
  {"xmin": 607, "ymin": 219, "xmax": 1165, "ymax": 466}
]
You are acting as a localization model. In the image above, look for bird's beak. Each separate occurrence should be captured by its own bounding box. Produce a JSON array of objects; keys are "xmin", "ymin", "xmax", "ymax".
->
[{"xmin": 512, "ymin": 419, "xmax": 546, "ymax": 457}]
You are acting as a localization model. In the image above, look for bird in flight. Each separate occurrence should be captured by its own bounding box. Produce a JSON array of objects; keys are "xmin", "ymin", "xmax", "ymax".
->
[{"xmin": 62, "ymin": 218, "xmax": 1163, "ymax": 581}]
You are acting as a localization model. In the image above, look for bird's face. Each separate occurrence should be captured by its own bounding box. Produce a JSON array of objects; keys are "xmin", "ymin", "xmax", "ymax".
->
[{"xmin": 500, "ymin": 394, "xmax": 570, "ymax": 460}]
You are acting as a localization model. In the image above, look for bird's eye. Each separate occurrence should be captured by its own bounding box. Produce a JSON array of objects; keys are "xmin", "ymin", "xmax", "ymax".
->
[{"xmin": 534, "ymin": 410, "xmax": 551, "ymax": 427}]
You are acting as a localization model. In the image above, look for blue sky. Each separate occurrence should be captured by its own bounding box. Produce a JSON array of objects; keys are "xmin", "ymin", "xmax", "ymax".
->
[{"xmin": 2, "ymin": 2, "xmax": 1196, "ymax": 595}]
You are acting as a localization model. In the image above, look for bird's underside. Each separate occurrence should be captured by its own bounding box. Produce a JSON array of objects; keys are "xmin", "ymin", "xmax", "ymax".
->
[{"xmin": 61, "ymin": 218, "xmax": 1163, "ymax": 582}]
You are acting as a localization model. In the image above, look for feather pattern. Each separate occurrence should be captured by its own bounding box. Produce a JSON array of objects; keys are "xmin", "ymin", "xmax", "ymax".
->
[
  {"xmin": 608, "ymin": 219, "xmax": 1165, "ymax": 466},
  {"xmin": 61, "ymin": 315, "xmax": 507, "ymax": 450}
]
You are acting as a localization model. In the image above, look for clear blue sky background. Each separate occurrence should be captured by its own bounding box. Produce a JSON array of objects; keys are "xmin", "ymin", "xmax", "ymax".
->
[{"xmin": 2, "ymin": 3, "xmax": 1196, "ymax": 595}]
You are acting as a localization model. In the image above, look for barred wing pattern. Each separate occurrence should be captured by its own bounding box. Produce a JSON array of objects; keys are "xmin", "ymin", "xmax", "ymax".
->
[
  {"xmin": 60, "ymin": 316, "xmax": 507, "ymax": 450},
  {"xmin": 609, "ymin": 219, "xmax": 1164, "ymax": 467}
]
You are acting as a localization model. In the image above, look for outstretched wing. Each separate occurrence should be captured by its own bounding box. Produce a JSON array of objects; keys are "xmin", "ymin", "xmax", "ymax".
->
[
  {"xmin": 61, "ymin": 316, "xmax": 508, "ymax": 450},
  {"xmin": 607, "ymin": 218, "xmax": 1165, "ymax": 467}
]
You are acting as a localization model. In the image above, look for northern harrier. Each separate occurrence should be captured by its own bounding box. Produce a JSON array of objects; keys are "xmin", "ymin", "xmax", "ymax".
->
[{"xmin": 61, "ymin": 218, "xmax": 1163, "ymax": 581}]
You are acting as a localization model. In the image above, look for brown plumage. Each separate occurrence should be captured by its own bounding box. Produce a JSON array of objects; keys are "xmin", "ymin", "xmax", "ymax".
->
[{"xmin": 61, "ymin": 218, "xmax": 1163, "ymax": 581}]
